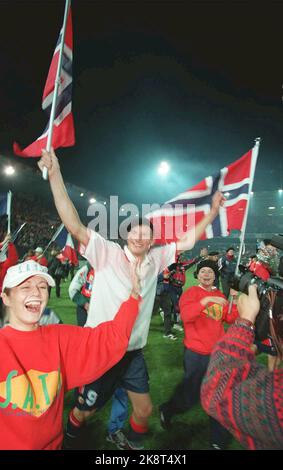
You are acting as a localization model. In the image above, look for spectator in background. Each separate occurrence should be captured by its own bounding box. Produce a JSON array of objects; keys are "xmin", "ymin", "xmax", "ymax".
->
[
  {"xmin": 195, "ymin": 247, "xmax": 208, "ymax": 267},
  {"xmin": 32, "ymin": 247, "xmax": 48, "ymax": 267},
  {"xmin": 249, "ymin": 239, "xmax": 278, "ymax": 281},
  {"xmin": 0, "ymin": 234, "xmax": 18, "ymax": 321},
  {"xmin": 68, "ymin": 261, "xmax": 76, "ymax": 280},
  {"xmin": 69, "ymin": 263, "xmax": 94, "ymax": 327},
  {"xmin": 246, "ymin": 254, "xmax": 257, "ymax": 269},
  {"xmin": 48, "ymin": 249, "xmax": 61, "ymax": 298},
  {"xmin": 167, "ymin": 256, "xmax": 189, "ymax": 332},
  {"xmin": 218, "ymin": 247, "xmax": 237, "ymax": 298},
  {"xmin": 193, "ymin": 247, "xmax": 209, "ymax": 279},
  {"xmin": 248, "ymin": 240, "xmax": 280, "ymax": 371},
  {"xmin": 23, "ymin": 249, "xmax": 35, "ymax": 261},
  {"xmin": 154, "ymin": 270, "xmax": 177, "ymax": 341},
  {"xmin": 0, "ymin": 234, "xmax": 19, "ymax": 291}
]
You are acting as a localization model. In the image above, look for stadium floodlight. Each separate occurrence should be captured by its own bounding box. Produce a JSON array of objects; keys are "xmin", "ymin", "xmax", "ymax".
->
[
  {"xmin": 89, "ymin": 197, "xmax": 96, "ymax": 204},
  {"xmin": 80, "ymin": 192, "xmax": 84, "ymax": 197},
  {"xmin": 4, "ymin": 165, "xmax": 15, "ymax": 176},
  {"xmin": 157, "ymin": 161, "xmax": 170, "ymax": 176},
  {"xmin": 279, "ymin": 189, "xmax": 283, "ymax": 194},
  {"xmin": 268, "ymin": 206, "xmax": 276, "ymax": 210},
  {"xmin": 103, "ymin": 201, "xmax": 107, "ymax": 205}
]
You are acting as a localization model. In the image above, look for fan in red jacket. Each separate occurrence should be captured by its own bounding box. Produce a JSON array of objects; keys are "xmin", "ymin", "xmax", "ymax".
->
[
  {"xmin": 0, "ymin": 260, "xmax": 141, "ymax": 450},
  {"xmin": 31, "ymin": 247, "xmax": 48, "ymax": 267},
  {"xmin": 0, "ymin": 234, "xmax": 19, "ymax": 293},
  {"xmin": 159, "ymin": 259, "xmax": 239, "ymax": 450}
]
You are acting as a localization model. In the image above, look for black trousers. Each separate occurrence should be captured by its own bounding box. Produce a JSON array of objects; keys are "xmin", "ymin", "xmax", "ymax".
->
[
  {"xmin": 154, "ymin": 291, "xmax": 173, "ymax": 335},
  {"xmin": 162, "ymin": 347, "xmax": 230, "ymax": 448},
  {"xmin": 168, "ymin": 285, "xmax": 182, "ymax": 322},
  {"xmin": 220, "ymin": 276, "xmax": 231, "ymax": 299},
  {"xmin": 76, "ymin": 305, "xmax": 88, "ymax": 327},
  {"xmin": 48, "ymin": 276, "xmax": 62, "ymax": 298}
]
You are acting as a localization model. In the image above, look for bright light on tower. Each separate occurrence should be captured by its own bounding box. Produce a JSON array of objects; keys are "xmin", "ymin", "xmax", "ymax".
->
[
  {"xmin": 4, "ymin": 165, "xmax": 15, "ymax": 176},
  {"xmin": 157, "ymin": 161, "xmax": 170, "ymax": 176},
  {"xmin": 80, "ymin": 192, "xmax": 84, "ymax": 197},
  {"xmin": 279, "ymin": 189, "xmax": 283, "ymax": 194},
  {"xmin": 89, "ymin": 197, "xmax": 96, "ymax": 204}
]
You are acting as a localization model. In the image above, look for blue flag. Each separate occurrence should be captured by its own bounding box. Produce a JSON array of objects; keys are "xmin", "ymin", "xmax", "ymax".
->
[{"xmin": 0, "ymin": 193, "xmax": 8, "ymax": 217}]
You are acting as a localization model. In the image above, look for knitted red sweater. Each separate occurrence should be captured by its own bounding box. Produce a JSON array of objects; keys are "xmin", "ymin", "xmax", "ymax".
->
[{"xmin": 201, "ymin": 322, "xmax": 283, "ymax": 449}]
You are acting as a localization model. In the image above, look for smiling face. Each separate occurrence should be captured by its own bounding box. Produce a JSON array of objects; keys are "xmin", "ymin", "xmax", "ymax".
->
[
  {"xmin": 200, "ymin": 248, "xmax": 208, "ymax": 258},
  {"xmin": 2, "ymin": 275, "xmax": 49, "ymax": 331},
  {"xmin": 197, "ymin": 267, "xmax": 215, "ymax": 289},
  {"xmin": 127, "ymin": 224, "xmax": 153, "ymax": 259}
]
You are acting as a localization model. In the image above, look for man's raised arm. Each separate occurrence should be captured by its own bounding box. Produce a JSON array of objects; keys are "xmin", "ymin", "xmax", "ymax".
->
[{"xmin": 38, "ymin": 149, "xmax": 89, "ymax": 246}]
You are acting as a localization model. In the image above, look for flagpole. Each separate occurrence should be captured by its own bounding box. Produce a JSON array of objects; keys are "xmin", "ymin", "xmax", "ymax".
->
[
  {"xmin": 42, "ymin": 223, "xmax": 64, "ymax": 255},
  {"xmin": 227, "ymin": 137, "xmax": 261, "ymax": 313},
  {"xmin": 7, "ymin": 191, "xmax": 12, "ymax": 234},
  {"xmin": 234, "ymin": 137, "xmax": 261, "ymax": 276},
  {"xmin": 0, "ymin": 223, "xmax": 26, "ymax": 256},
  {"xmin": 42, "ymin": 0, "xmax": 71, "ymax": 180}
]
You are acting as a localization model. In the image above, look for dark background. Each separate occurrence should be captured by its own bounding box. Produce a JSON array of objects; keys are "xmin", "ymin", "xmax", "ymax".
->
[{"xmin": 0, "ymin": 0, "xmax": 282, "ymax": 206}]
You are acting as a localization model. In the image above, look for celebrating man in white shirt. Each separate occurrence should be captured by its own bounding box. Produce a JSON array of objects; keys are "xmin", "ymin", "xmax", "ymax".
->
[{"xmin": 38, "ymin": 148, "xmax": 225, "ymax": 450}]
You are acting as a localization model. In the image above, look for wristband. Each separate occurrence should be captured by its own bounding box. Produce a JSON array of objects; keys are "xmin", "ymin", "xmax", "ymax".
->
[{"xmin": 235, "ymin": 318, "xmax": 255, "ymax": 332}]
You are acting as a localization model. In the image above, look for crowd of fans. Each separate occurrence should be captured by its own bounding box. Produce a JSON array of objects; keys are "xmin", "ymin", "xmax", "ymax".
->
[{"xmin": 13, "ymin": 194, "xmax": 60, "ymax": 254}]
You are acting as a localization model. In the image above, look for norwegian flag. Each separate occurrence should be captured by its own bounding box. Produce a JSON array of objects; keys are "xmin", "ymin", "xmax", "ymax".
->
[
  {"xmin": 146, "ymin": 148, "xmax": 257, "ymax": 243},
  {"xmin": 13, "ymin": 5, "xmax": 75, "ymax": 157},
  {"xmin": 54, "ymin": 226, "xmax": 78, "ymax": 266}
]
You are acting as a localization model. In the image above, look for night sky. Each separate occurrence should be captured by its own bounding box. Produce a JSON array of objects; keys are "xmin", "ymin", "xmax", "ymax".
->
[{"xmin": 1, "ymin": 0, "xmax": 283, "ymax": 206}]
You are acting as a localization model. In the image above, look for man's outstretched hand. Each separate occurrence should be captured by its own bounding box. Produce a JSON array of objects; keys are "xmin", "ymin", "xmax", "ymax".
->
[{"xmin": 211, "ymin": 191, "xmax": 226, "ymax": 215}]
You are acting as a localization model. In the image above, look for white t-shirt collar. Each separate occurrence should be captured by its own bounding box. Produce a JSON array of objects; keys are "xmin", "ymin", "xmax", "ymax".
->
[{"xmin": 123, "ymin": 245, "xmax": 151, "ymax": 266}]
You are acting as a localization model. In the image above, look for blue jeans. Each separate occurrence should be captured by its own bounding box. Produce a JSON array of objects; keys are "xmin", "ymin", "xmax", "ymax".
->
[
  {"xmin": 107, "ymin": 387, "xmax": 129, "ymax": 434},
  {"xmin": 162, "ymin": 348, "xmax": 230, "ymax": 448}
]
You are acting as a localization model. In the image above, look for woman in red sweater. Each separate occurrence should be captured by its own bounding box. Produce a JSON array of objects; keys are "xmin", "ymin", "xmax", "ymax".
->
[
  {"xmin": 0, "ymin": 260, "xmax": 141, "ymax": 450},
  {"xmin": 159, "ymin": 259, "xmax": 238, "ymax": 449}
]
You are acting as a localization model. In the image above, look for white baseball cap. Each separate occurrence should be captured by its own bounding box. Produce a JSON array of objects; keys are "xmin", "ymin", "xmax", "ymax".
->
[
  {"xmin": 35, "ymin": 247, "xmax": 43, "ymax": 253},
  {"xmin": 2, "ymin": 260, "xmax": 55, "ymax": 292}
]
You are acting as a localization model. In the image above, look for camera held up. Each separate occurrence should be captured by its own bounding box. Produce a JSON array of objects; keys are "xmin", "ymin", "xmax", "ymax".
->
[{"xmin": 230, "ymin": 234, "xmax": 283, "ymax": 357}]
